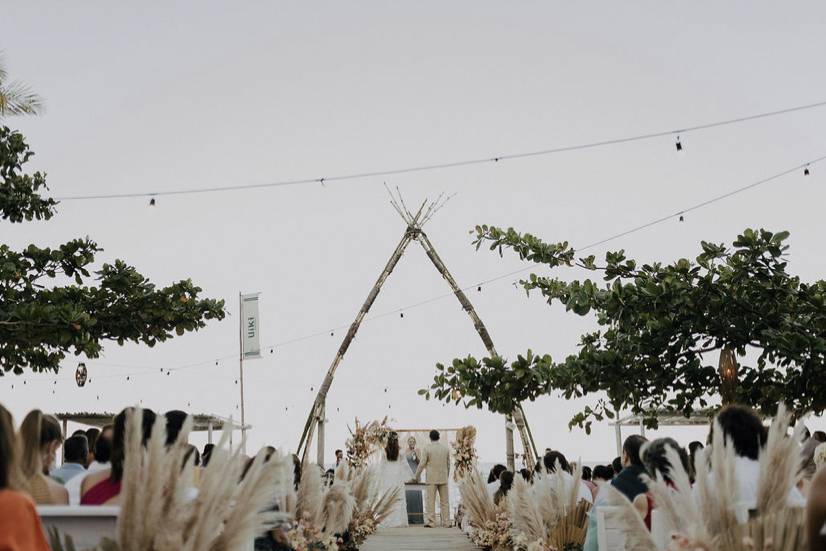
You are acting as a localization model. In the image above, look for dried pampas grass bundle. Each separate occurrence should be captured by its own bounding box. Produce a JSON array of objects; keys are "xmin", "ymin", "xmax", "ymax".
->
[
  {"xmin": 69, "ymin": 407, "xmax": 294, "ymax": 551},
  {"xmin": 508, "ymin": 475, "xmax": 545, "ymax": 543},
  {"xmin": 323, "ymin": 482, "xmax": 356, "ymax": 535},
  {"xmin": 610, "ymin": 403, "xmax": 809, "ymax": 551},
  {"xmin": 458, "ymin": 468, "xmax": 497, "ymax": 530},
  {"xmin": 296, "ymin": 462, "xmax": 325, "ymax": 528}
]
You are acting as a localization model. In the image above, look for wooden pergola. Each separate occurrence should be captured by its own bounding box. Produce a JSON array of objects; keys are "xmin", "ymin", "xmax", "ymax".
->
[
  {"xmin": 296, "ymin": 190, "xmax": 539, "ymax": 471},
  {"xmin": 54, "ymin": 412, "xmax": 250, "ymax": 444},
  {"xmin": 612, "ymin": 408, "xmax": 716, "ymax": 455}
]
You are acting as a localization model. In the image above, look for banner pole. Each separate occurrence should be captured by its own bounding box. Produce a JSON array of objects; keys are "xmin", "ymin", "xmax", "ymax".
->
[{"xmin": 239, "ymin": 292, "xmax": 247, "ymax": 454}]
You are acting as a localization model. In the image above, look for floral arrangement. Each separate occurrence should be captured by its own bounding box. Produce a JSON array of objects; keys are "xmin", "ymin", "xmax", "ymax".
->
[
  {"xmin": 472, "ymin": 509, "xmax": 513, "ymax": 550},
  {"xmin": 452, "ymin": 425, "xmax": 477, "ymax": 482},
  {"xmin": 283, "ymin": 513, "xmax": 339, "ymax": 551},
  {"xmin": 340, "ymin": 511, "xmax": 377, "ymax": 550},
  {"xmin": 345, "ymin": 417, "xmax": 393, "ymax": 469}
]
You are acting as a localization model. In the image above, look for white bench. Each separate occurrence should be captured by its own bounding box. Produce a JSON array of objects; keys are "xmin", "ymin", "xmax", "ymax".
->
[{"xmin": 37, "ymin": 506, "xmax": 119, "ymax": 549}]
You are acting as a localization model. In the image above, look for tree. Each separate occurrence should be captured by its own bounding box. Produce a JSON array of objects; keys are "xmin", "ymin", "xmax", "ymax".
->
[
  {"xmin": 0, "ymin": 55, "xmax": 43, "ymax": 117},
  {"xmin": 422, "ymin": 225, "xmax": 826, "ymax": 432},
  {"xmin": 1, "ymin": 126, "xmax": 226, "ymax": 374}
]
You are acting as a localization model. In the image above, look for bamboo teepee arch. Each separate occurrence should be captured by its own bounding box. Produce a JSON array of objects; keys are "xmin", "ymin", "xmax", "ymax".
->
[{"xmin": 296, "ymin": 189, "xmax": 539, "ymax": 470}]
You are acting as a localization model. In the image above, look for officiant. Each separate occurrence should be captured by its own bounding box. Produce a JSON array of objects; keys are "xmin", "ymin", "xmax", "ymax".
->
[
  {"xmin": 403, "ymin": 436, "xmax": 424, "ymax": 525},
  {"xmin": 404, "ymin": 436, "xmax": 420, "ymax": 472}
]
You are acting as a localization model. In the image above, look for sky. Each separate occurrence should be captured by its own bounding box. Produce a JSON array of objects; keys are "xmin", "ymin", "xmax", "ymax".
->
[{"xmin": 2, "ymin": 1, "xmax": 826, "ymax": 465}]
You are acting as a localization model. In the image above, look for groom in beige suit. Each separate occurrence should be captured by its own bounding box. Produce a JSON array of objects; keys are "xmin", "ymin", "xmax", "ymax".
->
[{"xmin": 412, "ymin": 429, "xmax": 451, "ymax": 527}]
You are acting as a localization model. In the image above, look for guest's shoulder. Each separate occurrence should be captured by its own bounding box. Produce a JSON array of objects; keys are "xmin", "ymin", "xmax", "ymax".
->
[{"xmin": 0, "ymin": 489, "xmax": 37, "ymax": 516}]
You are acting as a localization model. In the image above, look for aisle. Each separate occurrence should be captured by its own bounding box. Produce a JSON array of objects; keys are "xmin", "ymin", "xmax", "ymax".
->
[{"xmin": 361, "ymin": 527, "xmax": 481, "ymax": 551}]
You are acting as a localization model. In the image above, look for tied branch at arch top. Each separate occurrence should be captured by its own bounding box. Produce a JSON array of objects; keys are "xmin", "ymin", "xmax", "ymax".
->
[{"xmin": 421, "ymin": 225, "xmax": 826, "ymax": 432}]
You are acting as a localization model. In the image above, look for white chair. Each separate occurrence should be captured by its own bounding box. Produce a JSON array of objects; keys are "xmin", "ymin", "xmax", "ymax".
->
[
  {"xmin": 37, "ymin": 506, "xmax": 119, "ymax": 549},
  {"xmin": 596, "ymin": 506, "xmax": 627, "ymax": 551},
  {"xmin": 649, "ymin": 508, "xmax": 669, "ymax": 551}
]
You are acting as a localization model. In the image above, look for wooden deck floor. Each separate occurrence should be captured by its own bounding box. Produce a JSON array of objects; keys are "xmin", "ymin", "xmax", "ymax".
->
[{"xmin": 361, "ymin": 527, "xmax": 481, "ymax": 551}]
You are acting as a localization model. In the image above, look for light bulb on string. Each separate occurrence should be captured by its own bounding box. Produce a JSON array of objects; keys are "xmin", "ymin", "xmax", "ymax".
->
[
  {"xmin": 675, "ymin": 135, "xmax": 683, "ymax": 152},
  {"xmin": 149, "ymin": 197, "xmax": 156, "ymax": 206},
  {"xmin": 804, "ymin": 165, "xmax": 810, "ymax": 176},
  {"xmin": 400, "ymin": 312, "xmax": 404, "ymax": 318},
  {"xmin": 678, "ymin": 214, "xmax": 685, "ymax": 222},
  {"xmin": 477, "ymin": 286, "xmax": 482, "ymax": 292}
]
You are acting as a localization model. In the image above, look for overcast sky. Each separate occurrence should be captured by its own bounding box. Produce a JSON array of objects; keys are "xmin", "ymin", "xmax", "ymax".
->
[{"xmin": 2, "ymin": 1, "xmax": 826, "ymax": 464}]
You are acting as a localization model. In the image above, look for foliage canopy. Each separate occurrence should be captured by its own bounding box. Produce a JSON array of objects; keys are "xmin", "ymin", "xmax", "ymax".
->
[
  {"xmin": 422, "ymin": 225, "xmax": 826, "ymax": 431},
  {"xmin": 0, "ymin": 126, "xmax": 225, "ymax": 374}
]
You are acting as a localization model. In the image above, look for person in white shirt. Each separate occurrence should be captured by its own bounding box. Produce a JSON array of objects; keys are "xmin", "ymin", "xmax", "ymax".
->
[
  {"xmin": 693, "ymin": 404, "xmax": 805, "ymax": 509},
  {"xmin": 543, "ymin": 451, "xmax": 594, "ymax": 505}
]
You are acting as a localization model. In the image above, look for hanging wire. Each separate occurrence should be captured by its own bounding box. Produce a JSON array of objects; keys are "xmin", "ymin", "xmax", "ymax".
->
[
  {"xmin": 54, "ymin": 99, "xmax": 826, "ymax": 201},
  {"xmin": 7, "ymin": 152, "xmax": 826, "ymax": 386}
]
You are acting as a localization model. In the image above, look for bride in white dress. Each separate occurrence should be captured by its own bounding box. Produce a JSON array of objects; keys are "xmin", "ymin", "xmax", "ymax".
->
[{"xmin": 375, "ymin": 432, "xmax": 414, "ymax": 528}]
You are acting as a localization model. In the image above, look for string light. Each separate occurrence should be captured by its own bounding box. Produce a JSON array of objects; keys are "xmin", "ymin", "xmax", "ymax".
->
[
  {"xmin": 675, "ymin": 135, "xmax": 683, "ymax": 151},
  {"xmin": 399, "ymin": 312, "xmax": 404, "ymax": 318},
  {"xmin": 804, "ymin": 165, "xmax": 810, "ymax": 176},
  {"xmin": 54, "ymin": 99, "xmax": 826, "ymax": 202},
  {"xmin": 679, "ymin": 214, "xmax": 685, "ymax": 222},
  {"xmin": 5, "ymin": 153, "xmax": 826, "ymax": 390}
]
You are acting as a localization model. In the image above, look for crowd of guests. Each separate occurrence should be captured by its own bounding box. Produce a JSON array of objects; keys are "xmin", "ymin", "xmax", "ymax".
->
[{"xmin": 481, "ymin": 404, "xmax": 826, "ymax": 551}]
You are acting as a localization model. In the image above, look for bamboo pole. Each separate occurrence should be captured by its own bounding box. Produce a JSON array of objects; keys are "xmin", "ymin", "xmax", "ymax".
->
[
  {"xmin": 416, "ymin": 231, "xmax": 539, "ymax": 466},
  {"xmin": 297, "ymin": 229, "xmax": 417, "ymax": 462}
]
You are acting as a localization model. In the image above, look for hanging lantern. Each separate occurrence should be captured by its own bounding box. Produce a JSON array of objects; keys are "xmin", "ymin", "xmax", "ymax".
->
[
  {"xmin": 451, "ymin": 389, "xmax": 462, "ymax": 402},
  {"xmin": 75, "ymin": 363, "xmax": 88, "ymax": 387}
]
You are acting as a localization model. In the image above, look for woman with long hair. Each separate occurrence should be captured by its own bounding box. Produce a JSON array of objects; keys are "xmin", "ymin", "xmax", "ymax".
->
[
  {"xmin": 376, "ymin": 431, "xmax": 413, "ymax": 527},
  {"xmin": 80, "ymin": 407, "xmax": 156, "ymax": 505},
  {"xmin": 0, "ymin": 405, "xmax": 50, "ymax": 550},
  {"xmin": 18, "ymin": 409, "xmax": 68, "ymax": 504},
  {"xmin": 493, "ymin": 470, "xmax": 514, "ymax": 506}
]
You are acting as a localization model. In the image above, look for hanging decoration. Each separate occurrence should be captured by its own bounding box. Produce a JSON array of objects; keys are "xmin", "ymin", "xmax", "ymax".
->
[
  {"xmin": 345, "ymin": 417, "xmax": 393, "ymax": 469},
  {"xmin": 75, "ymin": 362, "xmax": 88, "ymax": 387}
]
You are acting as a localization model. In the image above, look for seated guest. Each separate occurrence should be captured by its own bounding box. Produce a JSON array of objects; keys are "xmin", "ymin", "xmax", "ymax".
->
[
  {"xmin": 493, "ymin": 470, "xmax": 514, "ymax": 506},
  {"xmin": 165, "ymin": 410, "xmax": 189, "ymax": 446},
  {"xmin": 687, "ymin": 441, "xmax": 704, "ymax": 483},
  {"xmin": 808, "ymin": 466, "xmax": 826, "ymax": 551},
  {"xmin": 543, "ymin": 451, "xmax": 593, "ymax": 504},
  {"xmin": 584, "ymin": 435, "xmax": 649, "ymax": 551},
  {"xmin": 695, "ymin": 404, "xmax": 804, "ymax": 506},
  {"xmin": 486, "ymin": 464, "xmax": 507, "ymax": 498},
  {"xmin": 581, "ymin": 466, "xmax": 598, "ymax": 499},
  {"xmin": 635, "ymin": 438, "xmax": 690, "ymax": 528},
  {"xmin": 612, "ymin": 456, "xmax": 623, "ymax": 476},
  {"xmin": 65, "ymin": 424, "xmax": 112, "ymax": 504},
  {"xmin": 519, "ymin": 468, "xmax": 533, "ymax": 484},
  {"xmin": 51, "ymin": 434, "xmax": 88, "ymax": 483},
  {"xmin": 19, "ymin": 410, "xmax": 68, "ymax": 504},
  {"xmin": 85, "ymin": 427, "xmax": 101, "ymax": 467},
  {"xmin": 0, "ymin": 404, "xmax": 50, "ymax": 551},
  {"xmin": 81, "ymin": 408, "xmax": 156, "ymax": 505},
  {"xmin": 592, "ymin": 464, "xmax": 614, "ymax": 486},
  {"xmin": 202, "ymin": 443, "xmax": 215, "ymax": 467}
]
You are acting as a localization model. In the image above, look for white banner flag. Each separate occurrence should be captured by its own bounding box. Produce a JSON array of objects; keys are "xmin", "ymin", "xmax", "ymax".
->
[{"xmin": 240, "ymin": 293, "xmax": 261, "ymax": 359}]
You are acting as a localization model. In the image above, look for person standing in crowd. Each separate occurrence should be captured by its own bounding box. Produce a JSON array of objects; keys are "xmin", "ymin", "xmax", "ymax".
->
[
  {"xmin": 202, "ymin": 443, "xmax": 215, "ymax": 467},
  {"xmin": 19, "ymin": 410, "xmax": 68, "ymax": 505},
  {"xmin": 51, "ymin": 435, "xmax": 88, "ymax": 484},
  {"xmin": 0, "ymin": 405, "xmax": 51, "ymax": 551},
  {"xmin": 335, "ymin": 449, "xmax": 344, "ymax": 467},
  {"xmin": 592, "ymin": 465, "xmax": 614, "ymax": 486}
]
